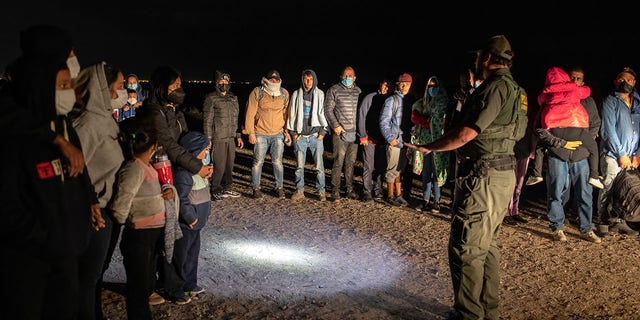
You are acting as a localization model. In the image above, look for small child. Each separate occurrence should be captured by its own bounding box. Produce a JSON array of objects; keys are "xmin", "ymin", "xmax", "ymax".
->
[
  {"xmin": 529, "ymin": 66, "xmax": 603, "ymax": 189},
  {"xmin": 110, "ymin": 125, "xmax": 174, "ymax": 319},
  {"xmin": 173, "ymin": 131, "xmax": 212, "ymax": 298}
]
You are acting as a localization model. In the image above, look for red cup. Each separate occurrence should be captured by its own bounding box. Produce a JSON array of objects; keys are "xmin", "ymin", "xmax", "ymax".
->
[{"xmin": 153, "ymin": 160, "xmax": 173, "ymax": 185}]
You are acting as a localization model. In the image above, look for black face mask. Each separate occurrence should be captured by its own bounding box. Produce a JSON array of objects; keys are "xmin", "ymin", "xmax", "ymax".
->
[
  {"xmin": 616, "ymin": 81, "xmax": 634, "ymax": 93},
  {"xmin": 168, "ymin": 87, "xmax": 186, "ymax": 105},
  {"xmin": 216, "ymin": 83, "xmax": 230, "ymax": 93}
]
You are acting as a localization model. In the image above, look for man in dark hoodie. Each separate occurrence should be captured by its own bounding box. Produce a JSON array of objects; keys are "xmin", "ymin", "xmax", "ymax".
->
[
  {"xmin": 286, "ymin": 69, "xmax": 329, "ymax": 201},
  {"xmin": 202, "ymin": 70, "xmax": 244, "ymax": 201}
]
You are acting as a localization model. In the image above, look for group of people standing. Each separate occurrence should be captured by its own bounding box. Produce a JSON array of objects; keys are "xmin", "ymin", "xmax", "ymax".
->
[{"xmin": 3, "ymin": 23, "xmax": 640, "ymax": 320}]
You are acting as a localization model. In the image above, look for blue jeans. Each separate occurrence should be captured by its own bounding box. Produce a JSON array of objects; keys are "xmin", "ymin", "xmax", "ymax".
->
[
  {"xmin": 546, "ymin": 157, "xmax": 594, "ymax": 233},
  {"xmin": 421, "ymin": 153, "xmax": 441, "ymax": 202},
  {"xmin": 251, "ymin": 132, "xmax": 285, "ymax": 190},
  {"xmin": 293, "ymin": 134, "xmax": 325, "ymax": 192}
]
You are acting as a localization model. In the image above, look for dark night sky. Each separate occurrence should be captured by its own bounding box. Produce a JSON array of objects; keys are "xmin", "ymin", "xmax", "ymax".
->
[{"xmin": 1, "ymin": 1, "xmax": 636, "ymax": 100}]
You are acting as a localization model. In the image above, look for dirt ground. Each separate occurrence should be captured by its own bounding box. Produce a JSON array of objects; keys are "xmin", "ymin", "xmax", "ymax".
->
[{"xmin": 101, "ymin": 148, "xmax": 640, "ymax": 320}]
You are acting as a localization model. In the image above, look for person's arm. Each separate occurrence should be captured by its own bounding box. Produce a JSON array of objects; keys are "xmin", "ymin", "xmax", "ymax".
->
[
  {"xmin": 408, "ymin": 125, "xmax": 479, "ymax": 154},
  {"xmin": 110, "ymin": 162, "xmax": 144, "ymax": 225},
  {"xmin": 324, "ymin": 86, "xmax": 342, "ymax": 135},
  {"xmin": 357, "ymin": 93, "xmax": 373, "ymax": 144},
  {"xmin": 202, "ymin": 94, "xmax": 214, "ymax": 141},
  {"xmin": 244, "ymin": 88, "xmax": 259, "ymax": 144}
]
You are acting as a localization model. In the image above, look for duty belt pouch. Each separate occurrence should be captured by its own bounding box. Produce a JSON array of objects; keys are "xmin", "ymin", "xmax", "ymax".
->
[{"xmin": 456, "ymin": 155, "xmax": 515, "ymax": 178}]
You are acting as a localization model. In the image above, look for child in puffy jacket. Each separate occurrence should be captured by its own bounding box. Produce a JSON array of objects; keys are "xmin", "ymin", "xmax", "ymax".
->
[{"xmin": 530, "ymin": 66, "xmax": 602, "ymax": 189}]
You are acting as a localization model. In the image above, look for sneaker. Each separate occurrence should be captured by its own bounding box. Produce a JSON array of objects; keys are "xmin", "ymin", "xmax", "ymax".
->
[
  {"xmin": 417, "ymin": 202, "xmax": 430, "ymax": 212},
  {"xmin": 362, "ymin": 193, "xmax": 373, "ymax": 202},
  {"xmin": 169, "ymin": 293, "xmax": 191, "ymax": 305},
  {"xmin": 386, "ymin": 196, "xmax": 401, "ymax": 207},
  {"xmin": 149, "ymin": 291, "xmax": 165, "ymax": 306},
  {"xmin": 347, "ymin": 190, "xmax": 359, "ymax": 200},
  {"xmin": 588, "ymin": 177, "xmax": 604, "ymax": 189},
  {"xmin": 211, "ymin": 192, "xmax": 223, "ymax": 202},
  {"xmin": 526, "ymin": 176, "xmax": 543, "ymax": 186},
  {"xmin": 553, "ymin": 229, "xmax": 567, "ymax": 241},
  {"xmin": 291, "ymin": 190, "xmax": 305, "ymax": 201},
  {"xmin": 318, "ymin": 192, "xmax": 326, "ymax": 202},
  {"xmin": 222, "ymin": 190, "xmax": 241, "ymax": 198},
  {"xmin": 373, "ymin": 195, "xmax": 385, "ymax": 203},
  {"xmin": 512, "ymin": 215, "xmax": 528, "ymax": 223},
  {"xmin": 611, "ymin": 219, "xmax": 639, "ymax": 236},
  {"xmin": 429, "ymin": 202, "xmax": 441, "ymax": 213},
  {"xmin": 503, "ymin": 216, "xmax": 517, "ymax": 225},
  {"xmin": 274, "ymin": 188, "xmax": 285, "ymax": 199},
  {"xmin": 596, "ymin": 224, "xmax": 610, "ymax": 237},
  {"xmin": 252, "ymin": 188, "xmax": 262, "ymax": 199},
  {"xmin": 395, "ymin": 195, "xmax": 409, "ymax": 206},
  {"xmin": 582, "ymin": 230, "xmax": 602, "ymax": 244},
  {"xmin": 187, "ymin": 286, "xmax": 205, "ymax": 297}
]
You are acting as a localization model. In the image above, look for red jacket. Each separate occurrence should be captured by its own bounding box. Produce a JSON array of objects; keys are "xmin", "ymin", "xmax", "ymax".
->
[{"xmin": 537, "ymin": 66, "xmax": 590, "ymax": 129}]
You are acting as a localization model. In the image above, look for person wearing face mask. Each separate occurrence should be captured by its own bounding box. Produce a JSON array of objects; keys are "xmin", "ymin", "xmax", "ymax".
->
[
  {"xmin": 243, "ymin": 69, "xmax": 291, "ymax": 199},
  {"xmin": 126, "ymin": 73, "xmax": 147, "ymax": 104},
  {"xmin": 324, "ymin": 66, "xmax": 362, "ymax": 201},
  {"xmin": 170, "ymin": 131, "xmax": 212, "ymax": 299},
  {"xmin": 202, "ymin": 70, "xmax": 244, "ymax": 201},
  {"xmin": 110, "ymin": 79, "xmax": 131, "ymax": 122},
  {"xmin": 71, "ymin": 61, "xmax": 127, "ymax": 319},
  {"xmin": 135, "ymin": 65, "xmax": 211, "ymax": 304},
  {"xmin": 597, "ymin": 67, "xmax": 640, "ymax": 236},
  {"xmin": 410, "ymin": 76, "xmax": 449, "ymax": 213},
  {"xmin": 0, "ymin": 24, "xmax": 102, "ymax": 320}
]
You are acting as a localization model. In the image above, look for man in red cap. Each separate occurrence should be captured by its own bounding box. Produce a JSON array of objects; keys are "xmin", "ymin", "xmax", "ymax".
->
[{"xmin": 379, "ymin": 72, "xmax": 414, "ymax": 206}]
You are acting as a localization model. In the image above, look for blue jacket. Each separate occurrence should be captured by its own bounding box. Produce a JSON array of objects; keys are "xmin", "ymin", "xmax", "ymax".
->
[
  {"xmin": 600, "ymin": 90, "xmax": 640, "ymax": 159},
  {"xmin": 379, "ymin": 91, "xmax": 405, "ymax": 147}
]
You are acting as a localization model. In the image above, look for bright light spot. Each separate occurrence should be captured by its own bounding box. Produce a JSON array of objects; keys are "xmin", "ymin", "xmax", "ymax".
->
[{"xmin": 226, "ymin": 241, "xmax": 319, "ymax": 267}]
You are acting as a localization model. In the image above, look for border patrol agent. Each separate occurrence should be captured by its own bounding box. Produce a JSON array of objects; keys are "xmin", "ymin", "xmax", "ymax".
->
[{"xmin": 405, "ymin": 35, "xmax": 527, "ymax": 319}]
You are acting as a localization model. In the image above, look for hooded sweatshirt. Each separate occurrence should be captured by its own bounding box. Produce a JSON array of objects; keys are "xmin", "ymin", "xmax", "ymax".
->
[
  {"xmin": 538, "ymin": 66, "xmax": 590, "ymax": 130},
  {"xmin": 72, "ymin": 61, "xmax": 125, "ymax": 207},
  {"xmin": 286, "ymin": 69, "xmax": 328, "ymax": 136},
  {"xmin": 175, "ymin": 131, "xmax": 211, "ymax": 230}
]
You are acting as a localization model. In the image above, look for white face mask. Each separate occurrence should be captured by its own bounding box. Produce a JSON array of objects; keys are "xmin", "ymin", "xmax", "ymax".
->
[
  {"xmin": 55, "ymin": 88, "xmax": 76, "ymax": 115},
  {"xmin": 66, "ymin": 56, "xmax": 81, "ymax": 79},
  {"xmin": 127, "ymin": 97, "xmax": 138, "ymax": 105},
  {"xmin": 110, "ymin": 89, "xmax": 128, "ymax": 109}
]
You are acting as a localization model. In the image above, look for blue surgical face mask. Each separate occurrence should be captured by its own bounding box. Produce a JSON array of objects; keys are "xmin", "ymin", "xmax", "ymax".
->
[
  {"xmin": 341, "ymin": 77, "xmax": 354, "ymax": 87},
  {"xmin": 202, "ymin": 150, "xmax": 211, "ymax": 165},
  {"xmin": 127, "ymin": 83, "xmax": 138, "ymax": 91},
  {"xmin": 427, "ymin": 87, "xmax": 439, "ymax": 97}
]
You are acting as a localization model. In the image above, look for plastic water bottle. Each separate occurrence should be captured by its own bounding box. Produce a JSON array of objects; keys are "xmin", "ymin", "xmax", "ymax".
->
[{"xmin": 153, "ymin": 145, "xmax": 173, "ymax": 185}]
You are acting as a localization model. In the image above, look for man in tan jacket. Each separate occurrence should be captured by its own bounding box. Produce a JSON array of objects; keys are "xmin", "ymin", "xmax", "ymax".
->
[{"xmin": 244, "ymin": 69, "xmax": 291, "ymax": 199}]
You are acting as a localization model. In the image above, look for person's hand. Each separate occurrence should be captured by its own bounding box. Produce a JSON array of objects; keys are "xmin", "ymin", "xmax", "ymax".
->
[
  {"xmin": 236, "ymin": 137, "xmax": 244, "ymax": 149},
  {"xmin": 198, "ymin": 164, "xmax": 213, "ymax": 178},
  {"xmin": 632, "ymin": 155, "xmax": 640, "ymax": 168},
  {"xmin": 360, "ymin": 139, "xmax": 369, "ymax": 146},
  {"xmin": 90, "ymin": 204, "xmax": 106, "ymax": 231},
  {"xmin": 563, "ymin": 140, "xmax": 582, "ymax": 150},
  {"xmin": 53, "ymin": 135, "xmax": 84, "ymax": 177},
  {"xmin": 318, "ymin": 134, "xmax": 324, "ymax": 140},
  {"xmin": 162, "ymin": 188, "xmax": 174, "ymax": 200},
  {"xmin": 123, "ymin": 105, "xmax": 130, "ymax": 111},
  {"xmin": 134, "ymin": 101, "xmax": 142, "ymax": 109},
  {"xmin": 416, "ymin": 146, "xmax": 432, "ymax": 154},
  {"xmin": 284, "ymin": 133, "xmax": 292, "ymax": 147},
  {"xmin": 619, "ymin": 155, "xmax": 632, "ymax": 169},
  {"xmin": 333, "ymin": 126, "xmax": 344, "ymax": 136},
  {"xmin": 189, "ymin": 218, "xmax": 199, "ymax": 229},
  {"xmin": 389, "ymin": 139, "xmax": 398, "ymax": 147},
  {"xmin": 248, "ymin": 133, "xmax": 256, "ymax": 145}
]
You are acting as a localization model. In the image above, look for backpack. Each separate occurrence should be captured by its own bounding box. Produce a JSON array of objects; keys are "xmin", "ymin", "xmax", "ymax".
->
[
  {"xmin": 607, "ymin": 168, "xmax": 640, "ymax": 222},
  {"xmin": 257, "ymin": 86, "xmax": 286, "ymax": 103}
]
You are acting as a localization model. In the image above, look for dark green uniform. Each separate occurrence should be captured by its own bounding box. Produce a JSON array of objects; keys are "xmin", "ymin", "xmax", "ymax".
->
[{"xmin": 449, "ymin": 68, "xmax": 525, "ymax": 320}]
